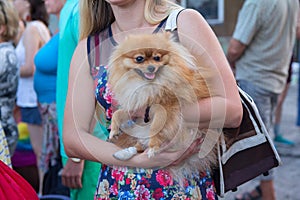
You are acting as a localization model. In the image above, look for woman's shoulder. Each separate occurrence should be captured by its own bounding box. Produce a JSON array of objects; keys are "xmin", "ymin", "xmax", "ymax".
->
[
  {"xmin": 177, "ymin": 9, "xmax": 206, "ymax": 28},
  {"xmin": 88, "ymin": 27, "xmax": 110, "ymax": 41},
  {"xmin": 78, "ymin": 38, "xmax": 88, "ymax": 48},
  {"xmin": 25, "ymin": 21, "xmax": 50, "ymax": 41},
  {"xmin": 166, "ymin": 8, "xmax": 208, "ymax": 39},
  {"xmin": 72, "ymin": 38, "xmax": 89, "ymax": 62},
  {"xmin": 23, "ymin": 22, "xmax": 43, "ymax": 36},
  {"xmin": 27, "ymin": 20, "xmax": 47, "ymax": 30},
  {"xmin": 175, "ymin": 9, "xmax": 215, "ymax": 45}
]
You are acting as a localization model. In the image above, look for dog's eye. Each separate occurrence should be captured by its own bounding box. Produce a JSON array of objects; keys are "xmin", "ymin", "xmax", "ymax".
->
[
  {"xmin": 153, "ymin": 56, "xmax": 161, "ymax": 62},
  {"xmin": 135, "ymin": 56, "xmax": 144, "ymax": 63}
]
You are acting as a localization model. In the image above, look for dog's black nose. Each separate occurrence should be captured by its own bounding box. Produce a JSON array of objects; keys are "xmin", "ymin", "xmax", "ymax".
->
[{"xmin": 147, "ymin": 65, "xmax": 156, "ymax": 73}]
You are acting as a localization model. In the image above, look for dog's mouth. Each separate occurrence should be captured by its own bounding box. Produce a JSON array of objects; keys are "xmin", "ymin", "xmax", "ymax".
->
[
  {"xmin": 134, "ymin": 65, "xmax": 163, "ymax": 80},
  {"xmin": 144, "ymin": 72, "xmax": 156, "ymax": 80}
]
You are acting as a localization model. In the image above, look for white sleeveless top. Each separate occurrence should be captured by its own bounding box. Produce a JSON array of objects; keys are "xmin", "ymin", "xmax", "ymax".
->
[{"xmin": 16, "ymin": 21, "xmax": 50, "ymax": 107}]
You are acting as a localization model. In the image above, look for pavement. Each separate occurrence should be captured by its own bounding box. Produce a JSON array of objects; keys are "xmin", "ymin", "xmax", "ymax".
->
[{"xmin": 220, "ymin": 63, "xmax": 300, "ymax": 200}]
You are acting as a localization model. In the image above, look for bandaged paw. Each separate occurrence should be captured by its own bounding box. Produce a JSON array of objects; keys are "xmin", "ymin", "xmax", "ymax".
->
[{"xmin": 113, "ymin": 147, "xmax": 137, "ymax": 161}]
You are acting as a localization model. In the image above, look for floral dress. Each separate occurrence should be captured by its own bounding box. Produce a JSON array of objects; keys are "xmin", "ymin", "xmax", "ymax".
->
[{"xmin": 88, "ymin": 21, "xmax": 218, "ymax": 200}]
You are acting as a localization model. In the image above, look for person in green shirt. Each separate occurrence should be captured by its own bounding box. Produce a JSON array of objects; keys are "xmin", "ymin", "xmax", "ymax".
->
[{"xmin": 57, "ymin": 0, "xmax": 108, "ymax": 199}]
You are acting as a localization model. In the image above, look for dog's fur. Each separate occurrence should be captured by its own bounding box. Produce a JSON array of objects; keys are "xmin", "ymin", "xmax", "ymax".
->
[{"xmin": 107, "ymin": 32, "xmax": 221, "ymax": 181}]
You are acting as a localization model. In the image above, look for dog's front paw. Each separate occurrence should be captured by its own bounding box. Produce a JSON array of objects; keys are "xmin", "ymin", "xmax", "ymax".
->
[{"xmin": 113, "ymin": 147, "xmax": 137, "ymax": 161}]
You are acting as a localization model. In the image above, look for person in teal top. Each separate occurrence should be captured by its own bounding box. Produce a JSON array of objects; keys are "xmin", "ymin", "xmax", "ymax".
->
[
  {"xmin": 57, "ymin": 0, "xmax": 108, "ymax": 199},
  {"xmin": 56, "ymin": 0, "xmax": 79, "ymax": 159}
]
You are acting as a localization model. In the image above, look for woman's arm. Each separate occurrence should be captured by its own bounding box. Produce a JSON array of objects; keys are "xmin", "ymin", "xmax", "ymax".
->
[
  {"xmin": 63, "ymin": 39, "xmax": 119, "ymax": 163},
  {"xmin": 20, "ymin": 25, "xmax": 41, "ymax": 77},
  {"xmin": 227, "ymin": 38, "xmax": 247, "ymax": 69},
  {"xmin": 177, "ymin": 9, "xmax": 243, "ymax": 129}
]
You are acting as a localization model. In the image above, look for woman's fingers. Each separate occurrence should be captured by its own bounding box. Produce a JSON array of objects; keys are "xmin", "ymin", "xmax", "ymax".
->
[{"xmin": 169, "ymin": 137, "xmax": 204, "ymax": 166}]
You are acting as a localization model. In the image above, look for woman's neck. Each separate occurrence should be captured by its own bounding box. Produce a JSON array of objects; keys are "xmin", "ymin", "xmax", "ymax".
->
[
  {"xmin": 110, "ymin": 1, "xmax": 160, "ymax": 43},
  {"xmin": 110, "ymin": 1, "xmax": 152, "ymax": 34}
]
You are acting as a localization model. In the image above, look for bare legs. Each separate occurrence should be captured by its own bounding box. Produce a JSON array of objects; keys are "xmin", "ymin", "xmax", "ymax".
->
[
  {"xmin": 260, "ymin": 180, "xmax": 276, "ymax": 200},
  {"xmin": 273, "ymin": 82, "xmax": 295, "ymax": 146},
  {"xmin": 28, "ymin": 124, "xmax": 43, "ymax": 195}
]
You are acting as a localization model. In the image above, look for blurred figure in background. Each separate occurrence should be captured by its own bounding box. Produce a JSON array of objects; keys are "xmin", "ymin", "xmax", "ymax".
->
[
  {"xmin": 11, "ymin": 121, "xmax": 40, "ymax": 193},
  {"xmin": 0, "ymin": 0, "xmax": 19, "ymax": 156},
  {"xmin": 33, "ymin": 0, "xmax": 67, "ymax": 195},
  {"xmin": 13, "ymin": 0, "xmax": 51, "ymax": 195},
  {"xmin": 227, "ymin": 0, "xmax": 299, "ymax": 199},
  {"xmin": 273, "ymin": 57, "xmax": 295, "ymax": 146}
]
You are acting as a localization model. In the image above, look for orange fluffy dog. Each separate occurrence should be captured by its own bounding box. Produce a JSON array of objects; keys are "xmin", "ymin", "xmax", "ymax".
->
[{"xmin": 108, "ymin": 32, "xmax": 221, "ymax": 180}]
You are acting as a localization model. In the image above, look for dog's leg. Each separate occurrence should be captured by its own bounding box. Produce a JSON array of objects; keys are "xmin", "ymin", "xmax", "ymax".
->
[
  {"xmin": 147, "ymin": 104, "xmax": 167, "ymax": 157},
  {"xmin": 134, "ymin": 142, "xmax": 145, "ymax": 153},
  {"xmin": 109, "ymin": 109, "xmax": 130, "ymax": 140},
  {"xmin": 113, "ymin": 140, "xmax": 145, "ymax": 161},
  {"xmin": 111, "ymin": 110, "xmax": 142, "ymax": 160}
]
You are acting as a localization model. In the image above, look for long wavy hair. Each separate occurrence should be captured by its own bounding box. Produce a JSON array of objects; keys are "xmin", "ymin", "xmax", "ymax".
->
[
  {"xmin": 79, "ymin": 0, "xmax": 181, "ymax": 40},
  {"xmin": 27, "ymin": 0, "xmax": 49, "ymax": 26}
]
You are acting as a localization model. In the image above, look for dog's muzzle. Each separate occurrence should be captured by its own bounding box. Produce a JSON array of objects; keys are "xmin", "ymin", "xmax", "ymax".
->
[{"xmin": 134, "ymin": 65, "xmax": 164, "ymax": 80}]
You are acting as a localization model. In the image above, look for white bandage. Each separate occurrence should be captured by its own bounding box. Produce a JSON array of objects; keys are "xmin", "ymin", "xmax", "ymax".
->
[{"xmin": 113, "ymin": 147, "xmax": 138, "ymax": 161}]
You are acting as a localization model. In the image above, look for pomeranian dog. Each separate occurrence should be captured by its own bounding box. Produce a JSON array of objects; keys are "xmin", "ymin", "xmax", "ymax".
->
[{"xmin": 107, "ymin": 32, "xmax": 222, "ymax": 180}]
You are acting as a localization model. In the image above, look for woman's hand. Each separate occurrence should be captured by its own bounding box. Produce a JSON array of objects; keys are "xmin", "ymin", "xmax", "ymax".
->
[
  {"xmin": 168, "ymin": 136, "xmax": 204, "ymax": 166},
  {"xmin": 61, "ymin": 159, "xmax": 84, "ymax": 189},
  {"xmin": 127, "ymin": 136, "xmax": 204, "ymax": 169}
]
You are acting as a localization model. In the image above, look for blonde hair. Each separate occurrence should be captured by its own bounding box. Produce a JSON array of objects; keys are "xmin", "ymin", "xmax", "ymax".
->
[
  {"xmin": 144, "ymin": 0, "xmax": 181, "ymax": 24},
  {"xmin": 79, "ymin": 0, "xmax": 181, "ymax": 40},
  {"xmin": 0, "ymin": 0, "xmax": 19, "ymax": 41}
]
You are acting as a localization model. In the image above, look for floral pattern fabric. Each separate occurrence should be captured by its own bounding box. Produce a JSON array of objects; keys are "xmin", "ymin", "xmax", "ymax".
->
[
  {"xmin": 93, "ymin": 65, "xmax": 114, "ymax": 129},
  {"xmin": 95, "ymin": 165, "xmax": 217, "ymax": 200},
  {"xmin": 39, "ymin": 103, "xmax": 59, "ymax": 173}
]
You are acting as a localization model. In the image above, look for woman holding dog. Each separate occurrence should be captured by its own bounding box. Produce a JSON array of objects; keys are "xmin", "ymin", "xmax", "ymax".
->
[{"xmin": 63, "ymin": 0, "xmax": 243, "ymax": 199}]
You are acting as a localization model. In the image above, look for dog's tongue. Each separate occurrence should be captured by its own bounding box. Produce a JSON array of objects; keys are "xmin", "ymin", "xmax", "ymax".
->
[{"xmin": 144, "ymin": 73, "xmax": 155, "ymax": 80}]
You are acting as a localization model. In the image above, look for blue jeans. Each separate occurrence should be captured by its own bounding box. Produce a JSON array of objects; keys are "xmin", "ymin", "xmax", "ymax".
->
[{"xmin": 238, "ymin": 80, "xmax": 279, "ymax": 181}]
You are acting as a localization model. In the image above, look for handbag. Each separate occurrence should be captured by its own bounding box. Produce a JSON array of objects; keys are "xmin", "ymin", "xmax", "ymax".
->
[
  {"xmin": 42, "ymin": 154, "xmax": 70, "ymax": 197},
  {"xmin": 213, "ymin": 86, "xmax": 281, "ymax": 197}
]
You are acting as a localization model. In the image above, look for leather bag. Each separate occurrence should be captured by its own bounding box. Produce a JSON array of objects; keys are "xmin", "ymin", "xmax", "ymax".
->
[{"xmin": 214, "ymin": 86, "xmax": 281, "ymax": 197}]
